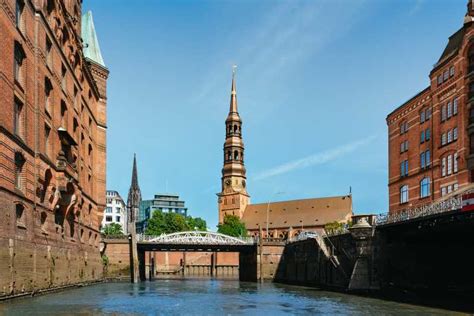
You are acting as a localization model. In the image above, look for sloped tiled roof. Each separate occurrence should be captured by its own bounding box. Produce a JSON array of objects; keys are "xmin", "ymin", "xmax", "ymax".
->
[
  {"xmin": 436, "ymin": 27, "xmax": 465, "ymax": 66},
  {"xmin": 242, "ymin": 195, "xmax": 353, "ymax": 230}
]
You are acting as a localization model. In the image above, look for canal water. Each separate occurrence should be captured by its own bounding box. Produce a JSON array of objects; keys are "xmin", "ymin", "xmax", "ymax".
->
[{"xmin": 0, "ymin": 280, "xmax": 465, "ymax": 315}]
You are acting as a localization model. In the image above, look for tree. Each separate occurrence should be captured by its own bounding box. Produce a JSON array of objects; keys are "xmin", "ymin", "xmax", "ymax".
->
[
  {"xmin": 186, "ymin": 216, "xmax": 207, "ymax": 231},
  {"xmin": 144, "ymin": 210, "xmax": 209, "ymax": 235},
  {"xmin": 217, "ymin": 214, "xmax": 247, "ymax": 237},
  {"xmin": 102, "ymin": 222, "xmax": 124, "ymax": 237}
]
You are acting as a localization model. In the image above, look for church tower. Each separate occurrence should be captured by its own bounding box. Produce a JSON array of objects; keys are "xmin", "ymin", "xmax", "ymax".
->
[
  {"xmin": 127, "ymin": 154, "xmax": 141, "ymax": 283},
  {"xmin": 217, "ymin": 68, "xmax": 250, "ymax": 223}
]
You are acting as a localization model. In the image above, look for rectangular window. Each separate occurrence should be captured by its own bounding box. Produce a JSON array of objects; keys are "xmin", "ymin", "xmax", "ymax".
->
[
  {"xmin": 448, "ymin": 130, "xmax": 453, "ymax": 143},
  {"xmin": 447, "ymin": 155, "xmax": 452, "ymax": 175},
  {"xmin": 442, "ymin": 133, "xmax": 446, "ymax": 146},
  {"xmin": 420, "ymin": 152, "xmax": 425, "ymax": 169},
  {"xmin": 420, "ymin": 111, "xmax": 425, "ymax": 123},
  {"xmin": 441, "ymin": 105, "xmax": 446, "ymax": 121},
  {"xmin": 442, "ymin": 157, "xmax": 446, "ymax": 177},
  {"xmin": 453, "ymin": 98, "xmax": 458, "ymax": 115},
  {"xmin": 444, "ymin": 70, "xmax": 449, "ymax": 81},
  {"xmin": 438, "ymin": 75, "xmax": 443, "ymax": 85},
  {"xmin": 426, "ymin": 128, "xmax": 431, "ymax": 141},
  {"xmin": 60, "ymin": 101, "xmax": 67, "ymax": 127},
  {"xmin": 46, "ymin": 37, "xmax": 52, "ymax": 67},
  {"xmin": 450, "ymin": 66, "xmax": 455, "ymax": 77},
  {"xmin": 448, "ymin": 185, "xmax": 453, "ymax": 194},
  {"xmin": 447, "ymin": 101, "xmax": 452, "ymax": 118},
  {"xmin": 61, "ymin": 64, "xmax": 67, "ymax": 91},
  {"xmin": 73, "ymin": 86, "xmax": 78, "ymax": 108},
  {"xmin": 105, "ymin": 216, "xmax": 112, "ymax": 222},
  {"xmin": 116, "ymin": 216, "xmax": 121, "ymax": 222},
  {"xmin": 441, "ymin": 186, "xmax": 447, "ymax": 196},
  {"xmin": 426, "ymin": 150, "xmax": 430, "ymax": 166},
  {"xmin": 454, "ymin": 183, "xmax": 459, "ymax": 191},
  {"xmin": 426, "ymin": 108, "xmax": 431, "ymax": 120},
  {"xmin": 454, "ymin": 152, "xmax": 458, "ymax": 173},
  {"xmin": 14, "ymin": 42, "xmax": 24, "ymax": 84},
  {"xmin": 44, "ymin": 124, "xmax": 50, "ymax": 156},
  {"xmin": 45, "ymin": 77, "xmax": 52, "ymax": 114},
  {"xmin": 15, "ymin": 0, "xmax": 24, "ymax": 29},
  {"xmin": 13, "ymin": 98, "xmax": 23, "ymax": 137},
  {"xmin": 453, "ymin": 127, "xmax": 458, "ymax": 140},
  {"xmin": 420, "ymin": 130, "xmax": 425, "ymax": 143}
]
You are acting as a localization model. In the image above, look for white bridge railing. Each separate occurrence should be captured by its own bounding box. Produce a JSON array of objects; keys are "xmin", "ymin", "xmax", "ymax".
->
[
  {"xmin": 375, "ymin": 186, "xmax": 474, "ymax": 225},
  {"xmin": 138, "ymin": 231, "xmax": 255, "ymax": 245}
]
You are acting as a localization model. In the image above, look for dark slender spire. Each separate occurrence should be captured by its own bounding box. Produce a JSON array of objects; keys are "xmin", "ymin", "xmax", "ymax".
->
[
  {"xmin": 127, "ymin": 154, "xmax": 142, "ymax": 222},
  {"xmin": 131, "ymin": 153, "xmax": 139, "ymax": 189},
  {"xmin": 229, "ymin": 65, "xmax": 238, "ymax": 113}
]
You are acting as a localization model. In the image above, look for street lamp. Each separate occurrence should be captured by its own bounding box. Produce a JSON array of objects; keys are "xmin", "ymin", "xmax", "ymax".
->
[{"xmin": 266, "ymin": 191, "xmax": 285, "ymax": 238}]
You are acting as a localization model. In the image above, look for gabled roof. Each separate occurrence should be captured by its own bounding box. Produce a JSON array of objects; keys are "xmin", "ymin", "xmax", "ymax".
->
[
  {"xmin": 242, "ymin": 195, "xmax": 353, "ymax": 230},
  {"xmin": 81, "ymin": 11, "xmax": 105, "ymax": 67}
]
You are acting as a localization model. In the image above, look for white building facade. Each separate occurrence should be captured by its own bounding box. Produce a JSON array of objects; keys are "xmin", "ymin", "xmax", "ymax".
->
[{"xmin": 103, "ymin": 190, "xmax": 128, "ymax": 234}]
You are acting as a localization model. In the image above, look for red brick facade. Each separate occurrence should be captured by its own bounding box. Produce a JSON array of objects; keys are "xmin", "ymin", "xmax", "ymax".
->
[
  {"xmin": 387, "ymin": 2, "xmax": 474, "ymax": 214},
  {"xmin": 0, "ymin": 0, "xmax": 108, "ymax": 296}
]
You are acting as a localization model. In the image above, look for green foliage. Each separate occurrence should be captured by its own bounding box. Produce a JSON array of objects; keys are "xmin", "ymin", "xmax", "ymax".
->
[
  {"xmin": 101, "ymin": 254, "xmax": 109, "ymax": 266},
  {"xmin": 102, "ymin": 222, "xmax": 124, "ymax": 237},
  {"xmin": 144, "ymin": 211, "xmax": 208, "ymax": 235},
  {"xmin": 217, "ymin": 215, "xmax": 247, "ymax": 237},
  {"xmin": 186, "ymin": 216, "xmax": 207, "ymax": 231},
  {"xmin": 324, "ymin": 220, "xmax": 351, "ymax": 235}
]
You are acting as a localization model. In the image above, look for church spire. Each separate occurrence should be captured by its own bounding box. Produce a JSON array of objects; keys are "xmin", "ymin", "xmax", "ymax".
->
[
  {"xmin": 229, "ymin": 65, "xmax": 238, "ymax": 113},
  {"xmin": 127, "ymin": 154, "xmax": 142, "ymax": 223},
  {"xmin": 131, "ymin": 153, "xmax": 139, "ymax": 189},
  {"xmin": 217, "ymin": 67, "xmax": 250, "ymax": 224}
]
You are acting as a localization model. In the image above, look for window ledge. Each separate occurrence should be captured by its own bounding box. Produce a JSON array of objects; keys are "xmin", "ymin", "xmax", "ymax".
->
[{"xmin": 16, "ymin": 222, "xmax": 26, "ymax": 229}]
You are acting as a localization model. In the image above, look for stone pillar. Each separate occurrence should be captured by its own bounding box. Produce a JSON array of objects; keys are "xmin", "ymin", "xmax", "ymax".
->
[{"xmin": 348, "ymin": 215, "xmax": 377, "ymax": 291}]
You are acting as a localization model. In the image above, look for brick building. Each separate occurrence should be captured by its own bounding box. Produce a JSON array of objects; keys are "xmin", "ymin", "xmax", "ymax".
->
[
  {"xmin": 0, "ymin": 0, "xmax": 108, "ymax": 296},
  {"xmin": 217, "ymin": 69, "xmax": 352, "ymax": 238},
  {"xmin": 387, "ymin": 1, "xmax": 474, "ymax": 214}
]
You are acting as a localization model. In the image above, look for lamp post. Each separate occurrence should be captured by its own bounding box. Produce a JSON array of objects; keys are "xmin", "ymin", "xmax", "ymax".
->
[{"xmin": 266, "ymin": 191, "xmax": 284, "ymax": 238}]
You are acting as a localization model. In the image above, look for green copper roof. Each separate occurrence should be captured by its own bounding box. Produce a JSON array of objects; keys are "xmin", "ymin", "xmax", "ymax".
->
[{"xmin": 81, "ymin": 11, "xmax": 105, "ymax": 67}]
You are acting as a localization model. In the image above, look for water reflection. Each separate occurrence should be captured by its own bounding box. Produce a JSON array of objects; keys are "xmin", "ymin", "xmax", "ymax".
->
[{"xmin": 0, "ymin": 280, "xmax": 466, "ymax": 315}]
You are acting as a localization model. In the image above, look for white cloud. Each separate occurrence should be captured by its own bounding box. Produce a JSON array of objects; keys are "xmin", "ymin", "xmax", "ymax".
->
[{"xmin": 253, "ymin": 135, "xmax": 377, "ymax": 181}]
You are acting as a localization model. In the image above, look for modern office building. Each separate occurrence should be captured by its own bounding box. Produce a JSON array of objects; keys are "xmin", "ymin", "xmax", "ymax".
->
[
  {"xmin": 103, "ymin": 190, "xmax": 128, "ymax": 234},
  {"xmin": 386, "ymin": 1, "xmax": 474, "ymax": 214},
  {"xmin": 137, "ymin": 193, "xmax": 188, "ymax": 232}
]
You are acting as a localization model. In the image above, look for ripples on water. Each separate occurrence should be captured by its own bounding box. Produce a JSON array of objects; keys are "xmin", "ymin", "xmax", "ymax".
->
[{"xmin": 0, "ymin": 279, "xmax": 465, "ymax": 315}]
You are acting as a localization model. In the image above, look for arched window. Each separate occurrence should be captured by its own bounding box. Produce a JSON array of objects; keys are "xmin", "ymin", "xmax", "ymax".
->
[
  {"xmin": 234, "ymin": 150, "xmax": 239, "ymax": 160},
  {"xmin": 400, "ymin": 185, "xmax": 409, "ymax": 204},
  {"xmin": 227, "ymin": 151, "xmax": 232, "ymax": 161},
  {"xmin": 233, "ymin": 125, "xmax": 237, "ymax": 133},
  {"xmin": 420, "ymin": 177, "xmax": 431, "ymax": 198}
]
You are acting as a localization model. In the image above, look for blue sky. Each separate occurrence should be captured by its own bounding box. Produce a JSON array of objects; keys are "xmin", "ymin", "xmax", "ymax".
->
[{"xmin": 84, "ymin": 0, "xmax": 466, "ymax": 230}]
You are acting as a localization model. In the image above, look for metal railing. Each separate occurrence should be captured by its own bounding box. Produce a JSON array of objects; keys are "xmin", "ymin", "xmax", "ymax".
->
[
  {"xmin": 138, "ymin": 231, "xmax": 255, "ymax": 245},
  {"xmin": 375, "ymin": 186, "xmax": 474, "ymax": 226}
]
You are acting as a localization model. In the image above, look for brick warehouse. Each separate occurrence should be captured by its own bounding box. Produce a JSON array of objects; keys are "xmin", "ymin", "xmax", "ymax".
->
[
  {"xmin": 0, "ymin": 0, "xmax": 108, "ymax": 297},
  {"xmin": 387, "ymin": 2, "xmax": 474, "ymax": 214}
]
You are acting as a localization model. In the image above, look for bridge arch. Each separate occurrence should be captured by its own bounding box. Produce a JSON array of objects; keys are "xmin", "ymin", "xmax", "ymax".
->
[{"xmin": 138, "ymin": 231, "xmax": 253, "ymax": 245}]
